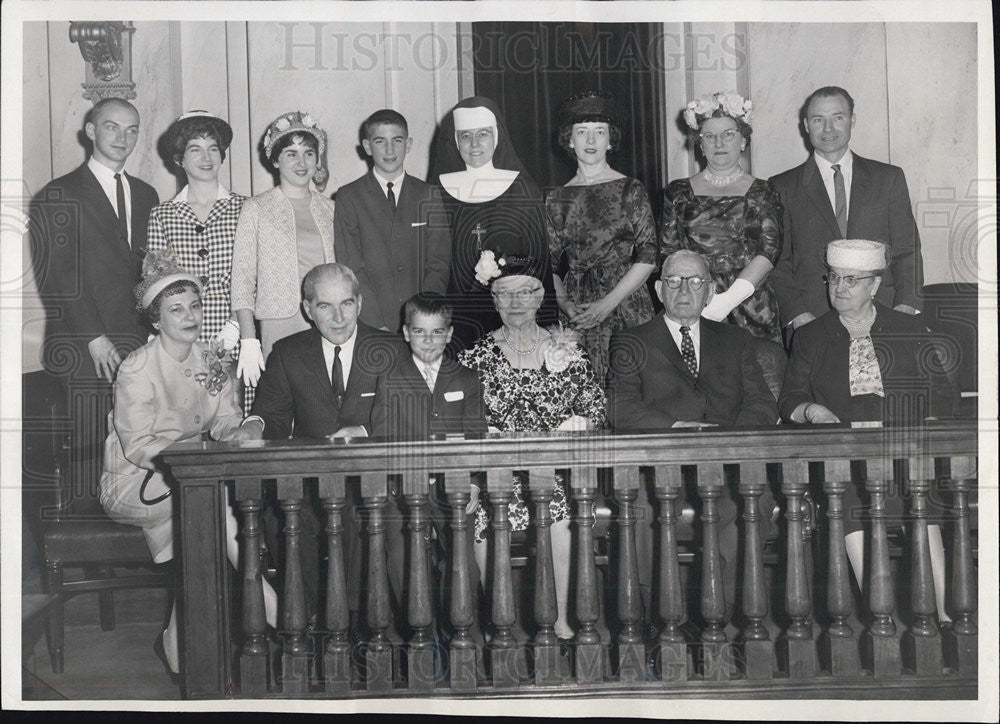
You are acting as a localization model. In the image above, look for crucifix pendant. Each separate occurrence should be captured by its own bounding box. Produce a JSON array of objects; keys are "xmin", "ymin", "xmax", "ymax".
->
[{"xmin": 471, "ymin": 222, "xmax": 486, "ymax": 251}]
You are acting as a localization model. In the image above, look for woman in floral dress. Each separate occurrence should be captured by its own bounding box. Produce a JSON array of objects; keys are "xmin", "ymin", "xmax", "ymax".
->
[
  {"xmin": 545, "ymin": 91, "xmax": 658, "ymax": 383},
  {"xmin": 660, "ymin": 91, "xmax": 784, "ymax": 342},
  {"xmin": 459, "ymin": 252, "xmax": 606, "ymax": 640}
]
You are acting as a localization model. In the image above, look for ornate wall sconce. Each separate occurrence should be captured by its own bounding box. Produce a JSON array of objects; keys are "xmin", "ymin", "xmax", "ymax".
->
[{"xmin": 68, "ymin": 21, "xmax": 136, "ymax": 103}]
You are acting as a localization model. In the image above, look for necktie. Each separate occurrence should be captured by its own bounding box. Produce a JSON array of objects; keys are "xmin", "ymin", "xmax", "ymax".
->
[
  {"xmin": 680, "ymin": 326, "xmax": 698, "ymax": 378},
  {"xmin": 332, "ymin": 345, "xmax": 345, "ymax": 405},
  {"xmin": 832, "ymin": 163, "xmax": 847, "ymax": 238},
  {"xmin": 386, "ymin": 181, "xmax": 396, "ymax": 212},
  {"xmin": 421, "ymin": 364, "xmax": 434, "ymax": 392},
  {"xmin": 114, "ymin": 172, "xmax": 129, "ymax": 246}
]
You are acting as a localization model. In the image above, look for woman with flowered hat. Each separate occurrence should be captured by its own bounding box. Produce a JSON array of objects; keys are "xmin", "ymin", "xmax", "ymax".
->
[
  {"xmin": 100, "ymin": 247, "xmax": 277, "ymax": 680},
  {"xmin": 458, "ymin": 250, "xmax": 606, "ymax": 641},
  {"xmin": 147, "ymin": 110, "xmax": 251, "ymax": 406},
  {"xmin": 660, "ymin": 91, "xmax": 785, "ymax": 342},
  {"xmin": 431, "ymin": 96, "xmax": 558, "ymax": 349},
  {"xmin": 545, "ymin": 90, "xmax": 658, "ymax": 382},
  {"xmin": 230, "ymin": 110, "xmax": 335, "ymax": 388}
]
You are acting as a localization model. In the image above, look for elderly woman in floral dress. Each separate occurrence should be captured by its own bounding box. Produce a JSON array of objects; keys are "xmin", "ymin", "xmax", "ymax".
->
[{"xmin": 459, "ymin": 250, "xmax": 606, "ymax": 641}]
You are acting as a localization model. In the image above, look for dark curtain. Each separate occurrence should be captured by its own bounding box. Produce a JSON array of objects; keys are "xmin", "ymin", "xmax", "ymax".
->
[{"xmin": 472, "ymin": 22, "xmax": 668, "ymax": 220}]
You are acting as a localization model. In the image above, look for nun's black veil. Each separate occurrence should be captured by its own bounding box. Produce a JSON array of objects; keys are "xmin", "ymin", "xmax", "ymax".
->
[{"xmin": 429, "ymin": 96, "xmax": 531, "ymax": 183}]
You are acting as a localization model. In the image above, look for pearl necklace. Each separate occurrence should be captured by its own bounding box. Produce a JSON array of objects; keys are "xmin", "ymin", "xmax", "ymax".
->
[
  {"xmin": 501, "ymin": 325, "xmax": 540, "ymax": 355},
  {"xmin": 839, "ymin": 306, "xmax": 877, "ymax": 339},
  {"xmin": 574, "ymin": 163, "xmax": 616, "ymax": 186},
  {"xmin": 703, "ymin": 165, "xmax": 745, "ymax": 186}
]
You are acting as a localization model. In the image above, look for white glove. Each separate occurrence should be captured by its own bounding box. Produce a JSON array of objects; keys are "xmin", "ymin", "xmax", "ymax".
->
[
  {"xmin": 701, "ymin": 278, "xmax": 755, "ymax": 322},
  {"xmin": 236, "ymin": 338, "xmax": 265, "ymax": 387},
  {"xmin": 214, "ymin": 319, "xmax": 241, "ymax": 351}
]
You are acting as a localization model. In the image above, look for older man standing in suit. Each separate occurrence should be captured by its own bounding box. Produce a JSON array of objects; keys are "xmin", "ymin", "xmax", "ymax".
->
[
  {"xmin": 334, "ymin": 109, "xmax": 451, "ymax": 332},
  {"xmin": 607, "ymin": 250, "xmax": 777, "ymax": 636},
  {"xmin": 30, "ymin": 97, "xmax": 159, "ymax": 489},
  {"xmin": 769, "ymin": 86, "xmax": 924, "ymax": 332}
]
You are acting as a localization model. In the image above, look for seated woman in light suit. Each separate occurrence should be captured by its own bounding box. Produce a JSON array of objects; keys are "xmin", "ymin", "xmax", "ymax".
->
[
  {"xmin": 779, "ymin": 238, "xmax": 957, "ymax": 626},
  {"xmin": 100, "ymin": 248, "xmax": 277, "ymax": 679}
]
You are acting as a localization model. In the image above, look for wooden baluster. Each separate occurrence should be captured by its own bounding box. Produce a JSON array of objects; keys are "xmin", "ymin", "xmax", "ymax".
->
[
  {"xmin": 403, "ymin": 469, "xmax": 435, "ymax": 690},
  {"xmin": 487, "ymin": 468, "xmax": 518, "ymax": 688},
  {"xmin": 319, "ymin": 474, "xmax": 350, "ymax": 693},
  {"xmin": 654, "ymin": 465, "xmax": 687, "ymax": 682},
  {"xmin": 779, "ymin": 460, "xmax": 816, "ymax": 679},
  {"xmin": 572, "ymin": 466, "xmax": 604, "ymax": 684},
  {"xmin": 277, "ymin": 476, "xmax": 310, "ymax": 695},
  {"xmin": 529, "ymin": 467, "xmax": 561, "ymax": 685},
  {"xmin": 613, "ymin": 465, "xmax": 645, "ymax": 682},
  {"xmin": 864, "ymin": 457, "xmax": 901, "ymax": 678},
  {"xmin": 236, "ymin": 479, "xmax": 268, "ymax": 696},
  {"xmin": 697, "ymin": 463, "xmax": 735, "ymax": 680},
  {"xmin": 820, "ymin": 459, "xmax": 860, "ymax": 677},
  {"xmin": 360, "ymin": 471, "xmax": 392, "ymax": 690},
  {"xmin": 901, "ymin": 456, "xmax": 944, "ymax": 676},
  {"xmin": 444, "ymin": 472, "xmax": 477, "ymax": 690},
  {"xmin": 944, "ymin": 455, "xmax": 978, "ymax": 675},
  {"xmin": 739, "ymin": 462, "xmax": 773, "ymax": 680}
]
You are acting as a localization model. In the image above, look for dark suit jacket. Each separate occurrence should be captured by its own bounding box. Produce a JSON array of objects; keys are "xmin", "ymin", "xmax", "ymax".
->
[
  {"xmin": 607, "ymin": 317, "xmax": 778, "ymax": 431},
  {"xmin": 372, "ymin": 352, "xmax": 487, "ymax": 440},
  {"xmin": 250, "ymin": 323, "xmax": 397, "ymax": 439},
  {"xmin": 30, "ymin": 162, "xmax": 159, "ymax": 380},
  {"xmin": 779, "ymin": 303, "xmax": 958, "ymax": 424},
  {"xmin": 769, "ymin": 154, "xmax": 924, "ymax": 324},
  {"xmin": 334, "ymin": 172, "xmax": 451, "ymax": 331}
]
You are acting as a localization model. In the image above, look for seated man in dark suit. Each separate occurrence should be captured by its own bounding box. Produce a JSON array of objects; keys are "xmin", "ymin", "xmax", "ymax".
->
[
  {"xmin": 244, "ymin": 262, "xmax": 397, "ymax": 627},
  {"xmin": 607, "ymin": 250, "xmax": 778, "ymax": 634},
  {"xmin": 371, "ymin": 292, "xmax": 487, "ymax": 620}
]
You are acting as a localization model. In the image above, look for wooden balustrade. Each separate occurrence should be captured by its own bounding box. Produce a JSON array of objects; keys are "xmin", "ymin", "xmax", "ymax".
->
[{"xmin": 162, "ymin": 423, "xmax": 978, "ymax": 699}]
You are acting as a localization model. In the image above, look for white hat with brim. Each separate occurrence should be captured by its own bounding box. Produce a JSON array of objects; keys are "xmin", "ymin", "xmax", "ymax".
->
[
  {"xmin": 140, "ymin": 272, "xmax": 202, "ymax": 309},
  {"xmin": 826, "ymin": 239, "xmax": 887, "ymax": 271}
]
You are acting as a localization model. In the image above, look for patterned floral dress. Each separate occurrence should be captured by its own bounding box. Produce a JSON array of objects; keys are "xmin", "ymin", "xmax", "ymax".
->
[
  {"xmin": 660, "ymin": 177, "xmax": 784, "ymax": 341},
  {"xmin": 545, "ymin": 177, "xmax": 658, "ymax": 383},
  {"xmin": 458, "ymin": 336, "xmax": 607, "ymax": 543}
]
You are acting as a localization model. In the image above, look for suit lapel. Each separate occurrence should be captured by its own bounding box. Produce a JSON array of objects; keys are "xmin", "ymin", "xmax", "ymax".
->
[
  {"xmin": 802, "ymin": 160, "xmax": 843, "ymax": 239},
  {"xmin": 846, "ymin": 155, "xmax": 871, "ymax": 237},
  {"xmin": 302, "ymin": 330, "xmax": 336, "ymax": 406},
  {"xmin": 79, "ymin": 165, "xmax": 135, "ymax": 258}
]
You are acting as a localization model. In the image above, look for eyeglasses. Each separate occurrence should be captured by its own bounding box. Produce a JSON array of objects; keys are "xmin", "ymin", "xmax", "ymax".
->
[
  {"xmin": 660, "ymin": 275, "xmax": 709, "ymax": 291},
  {"xmin": 492, "ymin": 286, "xmax": 542, "ymax": 303},
  {"xmin": 824, "ymin": 272, "xmax": 879, "ymax": 288},
  {"xmin": 699, "ymin": 130, "xmax": 740, "ymax": 144}
]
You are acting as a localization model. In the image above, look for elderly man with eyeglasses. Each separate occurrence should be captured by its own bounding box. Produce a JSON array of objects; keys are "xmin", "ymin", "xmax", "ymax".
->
[{"xmin": 606, "ymin": 249, "xmax": 778, "ymax": 640}]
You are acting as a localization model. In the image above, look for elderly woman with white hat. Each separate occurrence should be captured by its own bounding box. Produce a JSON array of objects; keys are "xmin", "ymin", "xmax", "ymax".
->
[
  {"xmin": 101, "ymin": 248, "xmax": 277, "ymax": 679},
  {"xmin": 231, "ymin": 110, "xmax": 336, "ymax": 387},
  {"xmin": 779, "ymin": 238, "xmax": 957, "ymax": 626}
]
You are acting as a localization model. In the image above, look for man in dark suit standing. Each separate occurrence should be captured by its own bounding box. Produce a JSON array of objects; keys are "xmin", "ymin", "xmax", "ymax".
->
[
  {"xmin": 30, "ymin": 97, "xmax": 159, "ymax": 490},
  {"xmin": 334, "ymin": 109, "xmax": 451, "ymax": 332},
  {"xmin": 245, "ymin": 262, "xmax": 397, "ymax": 627},
  {"xmin": 769, "ymin": 86, "xmax": 924, "ymax": 332},
  {"xmin": 607, "ymin": 250, "xmax": 777, "ymax": 633}
]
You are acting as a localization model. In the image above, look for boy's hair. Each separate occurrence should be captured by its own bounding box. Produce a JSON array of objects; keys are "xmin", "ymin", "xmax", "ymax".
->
[
  {"xmin": 403, "ymin": 292, "xmax": 452, "ymax": 327},
  {"xmin": 363, "ymin": 109, "xmax": 409, "ymax": 139}
]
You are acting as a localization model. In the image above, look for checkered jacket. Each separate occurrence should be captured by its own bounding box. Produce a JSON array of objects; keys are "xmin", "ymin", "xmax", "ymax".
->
[{"xmin": 230, "ymin": 187, "xmax": 336, "ymax": 319}]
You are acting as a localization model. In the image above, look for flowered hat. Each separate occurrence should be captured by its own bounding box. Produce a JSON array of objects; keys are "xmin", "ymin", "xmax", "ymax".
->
[
  {"xmin": 262, "ymin": 110, "xmax": 329, "ymax": 190},
  {"xmin": 473, "ymin": 249, "xmax": 545, "ymax": 287},
  {"xmin": 557, "ymin": 90, "xmax": 622, "ymax": 131},
  {"xmin": 683, "ymin": 91, "xmax": 753, "ymax": 131},
  {"xmin": 135, "ymin": 246, "xmax": 202, "ymax": 310},
  {"xmin": 165, "ymin": 110, "xmax": 234, "ymax": 153},
  {"xmin": 826, "ymin": 239, "xmax": 888, "ymax": 271}
]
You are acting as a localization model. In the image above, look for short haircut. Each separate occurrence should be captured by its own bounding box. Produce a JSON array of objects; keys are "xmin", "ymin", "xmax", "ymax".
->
[
  {"xmin": 661, "ymin": 249, "xmax": 711, "ymax": 278},
  {"xmin": 269, "ymin": 131, "xmax": 319, "ymax": 164},
  {"xmin": 171, "ymin": 118, "xmax": 229, "ymax": 166},
  {"xmin": 557, "ymin": 121, "xmax": 623, "ymax": 157},
  {"xmin": 403, "ymin": 292, "xmax": 453, "ymax": 327},
  {"xmin": 145, "ymin": 279, "xmax": 200, "ymax": 324},
  {"xmin": 85, "ymin": 97, "xmax": 139, "ymax": 127},
  {"xmin": 363, "ymin": 109, "xmax": 409, "ymax": 139},
  {"xmin": 301, "ymin": 263, "xmax": 360, "ymax": 301},
  {"xmin": 804, "ymin": 85, "xmax": 855, "ymax": 116}
]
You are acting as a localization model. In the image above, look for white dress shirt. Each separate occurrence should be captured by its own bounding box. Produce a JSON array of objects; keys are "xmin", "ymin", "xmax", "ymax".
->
[
  {"xmin": 88, "ymin": 156, "xmax": 133, "ymax": 246},
  {"xmin": 321, "ymin": 326, "xmax": 359, "ymax": 385},
  {"xmin": 373, "ymin": 169, "xmax": 405, "ymax": 201},
  {"xmin": 412, "ymin": 354, "xmax": 442, "ymax": 391},
  {"xmin": 813, "ymin": 149, "xmax": 854, "ymax": 221},
  {"xmin": 663, "ymin": 315, "xmax": 701, "ymax": 369}
]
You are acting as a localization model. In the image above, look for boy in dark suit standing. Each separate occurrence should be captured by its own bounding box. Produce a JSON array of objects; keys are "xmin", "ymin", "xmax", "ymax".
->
[
  {"xmin": 371, "ymin": 293, "xmax": 486, "ymax": 624},
  {"xmin": 334, "ymin": 110, "xmax": 451, "ymax": 332}
]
